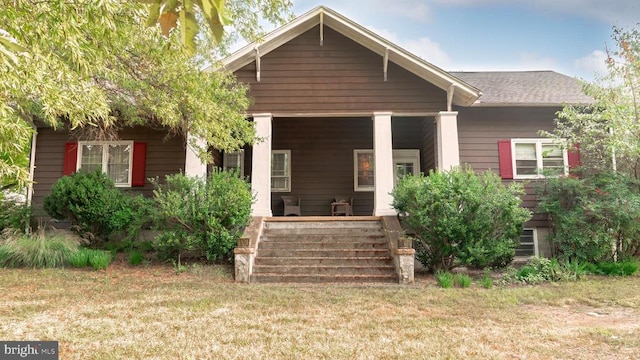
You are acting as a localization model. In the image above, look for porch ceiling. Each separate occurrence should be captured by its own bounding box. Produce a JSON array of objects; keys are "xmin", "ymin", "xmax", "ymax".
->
[{"xmin": 216, "ymin": 6, "xmax": 481, "ymax": 107}]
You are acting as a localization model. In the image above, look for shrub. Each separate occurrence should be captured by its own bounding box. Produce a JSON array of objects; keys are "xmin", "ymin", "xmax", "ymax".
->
[
  {"xmin": 392, "ymin": 167, "xmax": 531, "ymax": 271},
  {"xmin": 68, "ymin": 248, "xmax": 91, "ymax": 268},
  {"xmin": 453, "ymin": 273, "xmax": 472, "ymax": 288},
  {"xmin": 151, "ymin": 171, "xmax": 253, "ymax": 262},
  {"xmin": 589, "ymin": 260, "xmax": 639, "ymax": 276},
  {"xmin": 480, "ymin": 268, "xmax": 493, "ymax": 289},
  {"xmin": 435, "ymin": 271, "xmax": 454, "ymax": 288},
  {"xmin": 538, "ymin": 172, "xmax": 640, "ymax": 263},
  {"xmin": 0, "ymin": 228, "xmax": 84, "ymax": 268},
  {"xmin": 88, "ymin": 250, "xmax": 112, "ymax": 270},
  {"xmin": 0, "ymin": 196, "xmax": 30, "ymax": 232},
  {"xmin": 512, "ymin": 256, "xmax": 562, "ymax": 284},
  {"xmin": 128, "ymin": 249, "xmax": 144, "ymax": 266},
  {"xmin": 43, "ymin": 170, "xmax": 152, "ymax": 246}
]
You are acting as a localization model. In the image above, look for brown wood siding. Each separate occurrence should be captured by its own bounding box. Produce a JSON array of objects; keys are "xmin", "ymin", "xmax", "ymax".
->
[
  {"xmin": 457, "ymin": 106, "xmax": 560, "ymax": 227},
  {"xmin": 235, "ymin": 26, "xmax": 447, "ymax": 114},
  {"xmin": 270, "ymin": 117, "xmax": 374, "ymax": 216},
  {"xmin": 32, "ymin": 126, "xmax": 185, "ymax": 216},
  {"xmin": 422, "ymin": 118, "xmax": 436, "ymax": 173}
]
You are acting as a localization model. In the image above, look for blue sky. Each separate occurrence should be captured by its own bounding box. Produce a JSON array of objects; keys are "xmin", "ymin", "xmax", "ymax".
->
[{"xmin": 284, "ymin": 0, "xmax": 640, "ymax": 81}]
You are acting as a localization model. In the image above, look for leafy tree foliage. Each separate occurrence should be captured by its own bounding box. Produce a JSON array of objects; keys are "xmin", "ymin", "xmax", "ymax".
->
[
  {"xmin": 392, "ymin": 168, "xmax": 531, "ymax": 272},
  {"xmin": 0, "ymin": 0, "xmax": 292, "ymax": 189},
  {"xmin": 547, "ymin": 26, "xmax": 640, "ymax": 178}
]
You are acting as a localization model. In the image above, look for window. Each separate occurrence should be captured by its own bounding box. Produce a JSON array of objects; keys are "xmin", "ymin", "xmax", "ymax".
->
[
  {"xmin": 354, "ymin": 149, "xmax": 421, "ymax": 191},
  {"xmin": 271, "ymin": 150, "xmax": 291, "ymax": 192},
  {"xmin": 512, "ymin": 139, "xmax": 568, "ymax": 179},
  {"xmin": 393, "ymin": 150, "xmax": 420, "ymax": 186},
  {"xmin": 77, "ymin": 141, "xmax": 133, "ymax": 187},
  {"xmin": 223, "ymin": 150, "xmax": 244, "ymax": 176},
  {"xmin": 517, "ymin": 228, "xmax": 538, "ymax": 258},
  {"xmin": 354, "ymin": 150, "xmax": 374, "ymax": 191}
]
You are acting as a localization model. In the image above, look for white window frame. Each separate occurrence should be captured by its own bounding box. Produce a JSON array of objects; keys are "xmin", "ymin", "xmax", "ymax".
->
[
  {"xmin": 77, "ymin": 141, "xmax": 134, "ymax": 187},
  {"xmin": 393, "ymin": 149, "xmax": 421, "ymax": 186},
  {"xmin": 354, "ymin": 149, "xmax": 421, "ymax": 191},
  {"xmin": 511, "ymin": 139, "xmax": 568, "ymax": 179},
  {"xmin": 223, "ymin": 150, "xmax": 245, "ymax": 177},
  {"xmin": 271, "ymin": 150, "xmax": 291, "ymax": 193},
  {"xmin": 516, "ymin": 228, "xmax": 539, "ymax": 259}
]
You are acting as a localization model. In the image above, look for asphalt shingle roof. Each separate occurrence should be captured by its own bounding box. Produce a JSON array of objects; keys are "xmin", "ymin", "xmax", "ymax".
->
[{"xmin": 449, "ymin": 71, "xmax": 593, "ymax": 106}]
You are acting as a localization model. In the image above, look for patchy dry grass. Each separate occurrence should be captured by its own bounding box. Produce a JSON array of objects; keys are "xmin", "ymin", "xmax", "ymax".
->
[{"xmin": 1, "ymin": 262, "xmax": 639, "ymax": 359}]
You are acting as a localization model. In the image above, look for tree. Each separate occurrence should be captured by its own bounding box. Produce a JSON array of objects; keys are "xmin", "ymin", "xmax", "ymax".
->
[
  {"xmin": 0, "ymin": 0, "xmax": 292, "ymax": 190},
  {"xmin": 548, "ymin": 26, "xmax": 640, "ymax": 178}
]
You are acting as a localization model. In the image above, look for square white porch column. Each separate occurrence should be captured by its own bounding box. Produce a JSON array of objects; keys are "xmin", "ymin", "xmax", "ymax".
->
[
  {"xmin": 436, "ymin": 111, "xmax": 460, "ymax": 170},
  {"xmin": 373, "ymin": 112, "xmax": 396, "ymax": 216},
  {"xmin": 184, "ymin": 133, "xmax": 207, "ymax": 178},
  {"xmin": 251, "ymin": 113, "xmax": 273, "ymax": 217}
]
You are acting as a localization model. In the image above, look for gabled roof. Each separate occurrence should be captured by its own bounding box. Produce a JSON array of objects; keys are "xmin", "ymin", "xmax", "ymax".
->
[
  {"xmin": 220, "ymin": 6, "xmax": 481, "ymax": 107},
  {"xmin": 450, "ymin": 71, "xmax": 593, "ymax": 106}
]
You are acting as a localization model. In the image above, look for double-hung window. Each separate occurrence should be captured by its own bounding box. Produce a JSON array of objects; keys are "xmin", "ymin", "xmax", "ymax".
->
[
  {"xmin": 516, "ymin": 228, "xmax": 538, "ymax": 258},
  {"xmin": 512, "ymin": 139, "xmax": 567, "ymax": 179},
  {"xmin": 78, "ymin": 141, "xmax": 133, "ymax": 187},
  {"xmin": 223, "ymin": 150, "xmax": 245, "ymax": 176},
  {"xmin": 271, "ymin": 150, "xmax": 291, "ymax": 192}
]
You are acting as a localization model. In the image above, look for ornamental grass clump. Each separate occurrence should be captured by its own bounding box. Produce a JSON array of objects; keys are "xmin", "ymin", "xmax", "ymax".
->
[{"xmin": 0, "ymin": 228, "xmax": 85, "ymax": 268}]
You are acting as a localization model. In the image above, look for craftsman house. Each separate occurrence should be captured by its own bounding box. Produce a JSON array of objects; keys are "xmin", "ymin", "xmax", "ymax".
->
[{"xmin": 29, "ymin": 6, "xmax": 591, "ymax": 281}]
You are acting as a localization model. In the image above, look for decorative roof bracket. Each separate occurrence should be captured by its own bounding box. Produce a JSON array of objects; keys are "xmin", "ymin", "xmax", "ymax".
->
[
  {"xmin": 383, "ymin": 48, "xmax": 389, "ymax": 81},
  {"xmin": 255, "ymin": 47, "xmax": 261, "ymax": 82},
  {"xmin": 320, "ymin": 12, "xmax": 324, "ymax": 46}
]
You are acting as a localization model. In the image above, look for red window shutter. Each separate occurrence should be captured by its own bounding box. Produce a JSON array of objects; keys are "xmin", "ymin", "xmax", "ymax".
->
[
  {"xmin": 63, "ymin": 142, "xmax": 78, "ymax": 175},
  {"xmin": 498, "ymin": 140, "xmax": 513, "ymax": 179},
  {"xmin": 568, "ymin": 143, "xmax": 581, "ymax": 170},
  {"xmin": 131, "ymin": 142, "xmax": 147, "ymax": 187}
]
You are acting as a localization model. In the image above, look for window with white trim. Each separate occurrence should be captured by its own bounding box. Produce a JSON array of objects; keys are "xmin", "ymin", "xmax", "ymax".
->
[
  {"xmin": 223, "ymin": 150, "xmax": 244, "ymax": 176},
  {"xmin": 271, "ymin": 150, "xmax": 291, "ymax": 192},
  {"xmin": 354, "ymin": 149, "xmax": 421, "ymax": 191},
  {"xmin": 516, "ymin": 228, "xmax": 539, "ymax": 258},
  {"xmin": 77, "ymin": 141, "xmax": 133, "ymax": 187},
  {"xmin": 354, "ymin": 150, "xmax": 375, "ymax": 191},
  {"xmin": 512, "ymin": 139, "xmax": 568, "ymax": 179}
]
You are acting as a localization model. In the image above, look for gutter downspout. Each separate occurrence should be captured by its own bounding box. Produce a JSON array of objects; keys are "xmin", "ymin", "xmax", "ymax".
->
[
  {"xmin": 26, "ymin": 130, "xmax": 37, "ymax": 207},
  {"xmin": 447, "ymin": 84, "xmax": 456, "ymax": 112}
]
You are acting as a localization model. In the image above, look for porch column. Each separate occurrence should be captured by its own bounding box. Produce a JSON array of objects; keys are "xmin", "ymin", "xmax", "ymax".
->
[
  {"xmin": 185, "ymin": 133, "xmax": 207, "ymax": 178},
  {"xmin": 436, "ymin": 111, "xmax": 460, "ymax": 170},
  {"xmin": 372, "ymin": 112, "xmax": 396, "ymax": 216},
  {"xmin": 251, "ymin": 113, "xmax": 273, "ymax": 217}
]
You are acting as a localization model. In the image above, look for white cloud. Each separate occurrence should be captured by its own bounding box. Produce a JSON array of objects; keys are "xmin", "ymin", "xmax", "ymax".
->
[
  {"xmin": 366, "ymin": 26, "xmax": 451, "ymax": 68},
  {"xmin": 574, "ymin": 50, "xmax": 609, "ymax": 79},
  {"xmin": 434, "ymin": 0, "xmax": 640, "ymax": 25}
]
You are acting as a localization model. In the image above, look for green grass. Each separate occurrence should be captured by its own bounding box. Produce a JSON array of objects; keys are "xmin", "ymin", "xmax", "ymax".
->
[
  {"xmin": 453, "ymin": 273, "xmax": 473, "ymax": 288},
  {"xmin": 0, "ymin": 266, "xmax": 639, "ymax": 359},
  {"xmin": 88, "ymin": 250, "xmax": 111, "ymax": 270},
  {"xmin": 435, "ymin": 271, "xmax": 454, "ymax": 288},
  {"xmin": 68, "ymin": 248, "xmax": 91, "ymax": 268}
]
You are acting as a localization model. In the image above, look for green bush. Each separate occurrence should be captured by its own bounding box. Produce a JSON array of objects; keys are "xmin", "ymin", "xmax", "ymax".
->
[
  {"xmin": 453, "ymin": 273, "xmax": 472, "ymax": 288},
  {"xmin": 151, "ymin": 171, "xmax": 253, "ymax": 262},
  {"xmin": 68, "ymin": 248, "xmax": 91, "ymax": 267},
  {"xmin": 88, "ymin": 250, "xmax": 112, "ymax": 270},
  {"xmin": 538, "ymin": 172, "xmax": 640, "ymax": 263},
  {"xmin": 435, "ymin": 271, "xmax": 454, "ymax": 288},
  {"xmin": 0, "ymin": 196, "xmax": 30, "ymax": 232},
  {"xmin": 512, "ymin": 256, "xmax": 562, "ymax": 284},
  {"xmin": 587, "ymin": 260, "xmax": 639, "ymax": 276},
  {"xmin": 43, "ymin": 170, "xmax": 152, "ymax": 246},
  {"xmin": 128, "ymin": 249, "xmax": 144, "ymax": 266},
  {"xmin": 480, "ymin": 268, "xmax": 493, "ymax": 289},
  {"xmin": 0, "ymin": 229, "xmax": 84, "ymax": 268},
  {"xmin": 392, "ymin": 167, "xmax": 531, "ymax": 272}
]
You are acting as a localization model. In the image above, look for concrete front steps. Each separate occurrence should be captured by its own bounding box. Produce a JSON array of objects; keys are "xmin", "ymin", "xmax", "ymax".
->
[{"xmin": 251, "ymin": 217, "xmax": 397, "ymax": 283}]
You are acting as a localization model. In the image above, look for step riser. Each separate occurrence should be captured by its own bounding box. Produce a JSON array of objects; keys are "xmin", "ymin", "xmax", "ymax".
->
[
  {"xmin": 258, "ymin": 249, "xmax": 389, "ymax": 258},
  {"xmin": 260, "ymin": 235, "xmax": 387, "ymax": 242},
  {"xmin": 253, "ymin": 266, "xmax": 395, "ymax": 275},
  {"xmin": 255, "ymin": 257, "xmax": 393, "ymax": 266},
  {"xmin": 251, "ymin": 275, "xmax": 397, "ymax": 283},
  {"xmin": 264, "ymin": 221, "xmax": 383, "ymax": 230},
  {"xmin": 263, "ymin": 229, "xmax": 385, "ymax": 236},
  {"xmin": 259, "ymin": 242, "xmax": 388, "ymax": 250}
]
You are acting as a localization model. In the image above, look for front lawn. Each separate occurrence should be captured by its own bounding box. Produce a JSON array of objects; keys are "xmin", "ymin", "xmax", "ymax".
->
[{"xmin": 1, "ymin": 262, "xmax": 639, "ymax": 359}]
